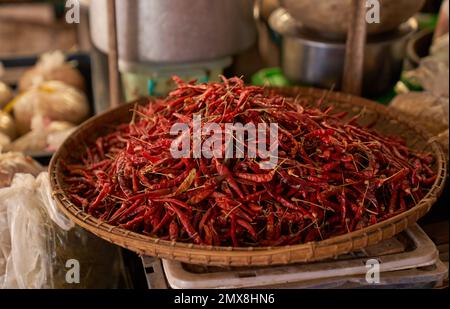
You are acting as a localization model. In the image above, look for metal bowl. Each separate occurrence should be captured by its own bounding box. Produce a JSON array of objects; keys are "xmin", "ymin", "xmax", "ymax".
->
[
  {"xmin": 269, "ymin": 9, "xmax": 418, "ymax": 97},
  {"xmin": 280, "ymin": 0, "xmax": 425, "ymax": 38}
]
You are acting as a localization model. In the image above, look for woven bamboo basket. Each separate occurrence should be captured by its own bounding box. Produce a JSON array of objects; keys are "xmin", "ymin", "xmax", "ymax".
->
[{"xmin": 49, "ymin": 87, "xmax": 447, "ymax": 266}]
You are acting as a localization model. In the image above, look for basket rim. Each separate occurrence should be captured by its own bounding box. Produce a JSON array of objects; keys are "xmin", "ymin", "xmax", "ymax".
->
[{"xmin": 49, "ymin": 86, "xmax": 448, "ymax": 264}]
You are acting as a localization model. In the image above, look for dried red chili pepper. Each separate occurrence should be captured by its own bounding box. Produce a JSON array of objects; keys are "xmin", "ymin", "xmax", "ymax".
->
[{"xmin": 62, "ymin": 76, "xmax": 436, "ymax": 247}]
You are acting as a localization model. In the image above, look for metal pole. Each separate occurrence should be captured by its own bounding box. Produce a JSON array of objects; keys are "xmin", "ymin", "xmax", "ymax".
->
[{"xmin": 106, "ymin": 0, "xmax": 121, "ymax": 108}]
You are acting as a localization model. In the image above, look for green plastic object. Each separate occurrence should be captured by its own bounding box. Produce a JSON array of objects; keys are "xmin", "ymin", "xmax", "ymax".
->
[
  {"xmin": 252, "ymin": 68, "xmax": 291, "ymax": 87},
  {"xmin": 415, "ymin": 13, "xmax": 438, "ymax": 31}
]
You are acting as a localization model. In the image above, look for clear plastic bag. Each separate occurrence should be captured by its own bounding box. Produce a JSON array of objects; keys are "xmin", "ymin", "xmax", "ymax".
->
[
  {"xmin": 389, "ymin": 92, "xmax": 449, "ymax": 133},
  {"xmin": 12, "ymin": 80, "xmax": 89, "ymax": 134},
  {"xmin": 0, "ymin": 174, "xmax": 52, "ymax": 288},
  {"xmin": 0, "ymin": 152, "xmax": 43, "ymax": 188},
  {"xmin": 405, "ymin": 34, "xmax": 449, "ymax": 98},
  {"xmin": 18, "ymin": 51, "xmax": 85, "ymax": 93},
  {"xmin": 390, "ymin": 32, "xmax": 449, "ymax": 154},
  {"xmin": 6, "ymin": 116, "xmax": 76, "ymax": 153},
  {"xmin": 0, "ymin": 173, "xmax": 126, "ymax": 289},
  {"xmin": 389, "ymin": 92, "xmax": 449, "ymax": 156}
]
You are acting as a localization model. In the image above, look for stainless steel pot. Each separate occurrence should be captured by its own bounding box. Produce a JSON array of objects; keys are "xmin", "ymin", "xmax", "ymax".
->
[
  {"xmin": 90, "ymin": 0, "xmax": 256, "ymax": 63},
  {"xmin": 280, "ymin": 0, "xmax": 425, "ymax": 38},
  {"xmin": 269, "ymin": 9, "xmax": 418, "ymax": 97}
]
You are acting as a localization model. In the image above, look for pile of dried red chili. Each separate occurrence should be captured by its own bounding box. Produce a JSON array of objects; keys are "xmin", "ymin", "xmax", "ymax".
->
[{"xmin": 62, "ymin": 77, "xmax": 437, "ymax": 247}]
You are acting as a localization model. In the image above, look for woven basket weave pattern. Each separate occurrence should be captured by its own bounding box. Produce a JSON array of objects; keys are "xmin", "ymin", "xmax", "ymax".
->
[{"xmin": 49, "ymin": 88, "xmax": 447, "ymax": 266}]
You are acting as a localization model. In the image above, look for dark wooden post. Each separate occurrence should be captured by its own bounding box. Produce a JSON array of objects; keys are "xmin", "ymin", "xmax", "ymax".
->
[
  {"xmin": 106, "ymin": 0, "xmax": 121, "ymax": 108},
  {"xmin": 342, "ymin": 0, "xmax": 367, "ymax": 96}
]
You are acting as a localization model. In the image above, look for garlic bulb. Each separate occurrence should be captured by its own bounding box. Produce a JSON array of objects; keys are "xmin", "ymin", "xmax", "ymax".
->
[
  {"xmin": 12, "ymin": 81, "xmax": 89, "ymax": 134},
  {"xmin": 0, "ymin": 111, "xmax": 16, "ymax": 140},
  {"xmin": 18, "ymin": 51, "xmax": 85, "ymax": 92},
  {"xmin": 0, "ymin": 82, "xmax": 13, "ymax": 109}
]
